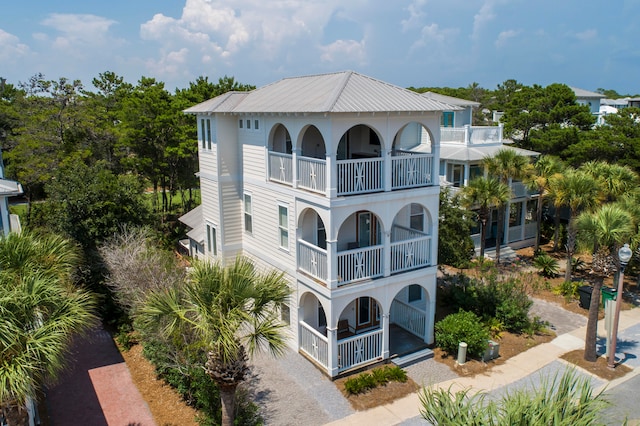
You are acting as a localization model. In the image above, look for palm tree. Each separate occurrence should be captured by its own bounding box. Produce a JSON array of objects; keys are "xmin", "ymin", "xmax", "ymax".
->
[
  {"xmin": 0, "ymin": 232, "xmax": 96, "ymax": 424},
  {"xmin": 483, "ymin": 149, "xmax": 532, "ymax": 263},
  {"xmin": 576, "ymin": 204, "xmax": 634, "ymax": 361},
  {"xmin": 580, "ymin": 161, "xmax": 639, "ymax": 203},
  {"xmin": 459, "ymin": 176, "xmax": 511, "ymax": 258},
  {"xmin": 525, "ymin": 155, "xmax": 565, "ymax": 253},
  {"xmin": 138, "ymin": 256, "xmax": 291, "ymax": 426},
  {"xmin": 551, "ymin": 169, "xmax": 602, "ymax": 282}
]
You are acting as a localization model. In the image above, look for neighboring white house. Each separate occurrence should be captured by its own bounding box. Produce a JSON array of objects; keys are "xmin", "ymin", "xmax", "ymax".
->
[
  {"xmin": 0, "ymin": 150, "xmax": 22, "ymax": 236},
  {"xmin": 183, "ymin": 71, "xmax": 453, "ymax": 377},
  {"xmin": 424, "ymin": 91, "xmax": 540, "ymax": 252},
  {"xmin": 178, "ymin": 205, "xmax": 204, "ymax": 259},
  {"xmin": 571, "ymin": 87, "xmax": 606, "ymax": 125}
]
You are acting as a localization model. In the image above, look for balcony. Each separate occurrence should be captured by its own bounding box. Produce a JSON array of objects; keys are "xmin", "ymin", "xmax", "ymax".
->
[
  {"xmin": 268, "ymin": 151, "xmax": 433, "ymax": 197},
  {"xmin": 297, "ymin": 226, "xmax": 432, "ymax": 287},
  {"xmin": 440, "ymin": 124, "xmax": 504, "ymax": 145}
]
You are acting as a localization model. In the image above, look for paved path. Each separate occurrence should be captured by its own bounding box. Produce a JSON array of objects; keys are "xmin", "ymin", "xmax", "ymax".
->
[{"xmin": 46, "ymin": 326, "xmax": 156, "ymax": 426}]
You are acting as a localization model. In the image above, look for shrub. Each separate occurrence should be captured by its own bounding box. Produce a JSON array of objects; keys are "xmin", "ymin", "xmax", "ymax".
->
[
  {"xmin": 435, "ymin": 310, "xmax": 490, "ymax": 358},
  {"xmin": 343, "ymin": 366, "xmax": 408, "ymax": 395},
  {"xmin": 533, "ymin": 253, "xmax": 560, "ymax": 278},
  {"xmin": 553, "ymin": 280, "xmax": 580, "ymax": 302},
  {"xmin": 420, "ymin": 368, "xmax": 609, "ymax": 425}
]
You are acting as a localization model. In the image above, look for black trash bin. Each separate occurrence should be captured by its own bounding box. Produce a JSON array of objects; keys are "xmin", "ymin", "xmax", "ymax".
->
[{"xmin": 578, "ymin": 285, "xmax": 593, "ymax": 309}]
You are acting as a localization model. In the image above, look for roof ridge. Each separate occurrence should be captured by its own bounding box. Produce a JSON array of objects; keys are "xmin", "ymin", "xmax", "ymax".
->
[{"xmin": 323, "ymin": 70, "xmax": 353, "ymax": 112}]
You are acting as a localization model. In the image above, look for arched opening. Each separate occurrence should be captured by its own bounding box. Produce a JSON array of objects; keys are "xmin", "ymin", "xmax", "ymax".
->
[
  {"xmin": 270, "ymin": 123, "xmax": 292, "ymax": 153},
  {"xmin": 297, "ymin": 208, "xmax": 328, "ymax": 282},
  {"xmin": 389, "ymin": 283, "xmax": 431, "ymax": 355},
  {"xmin": 300, "ymin": 125, "xmax": 326, "ymax": 159},
  {"xmin": 336, "ymin": 125, "xmax": 384, "ymax": 195},
  {"xmin": 335, "ymin": 296, "xmax": 384, "ymax": 372},
  {"xmin": 336, "ymin": 211, "xmax": 384, "ymax": 285},
  {"xmin": 390, "ymin": 203, "xmax": 433, "ymax": 274},
  {"xmin": 268, "ymin": 123, "xmax": 293, "ymax": 184},
  {"xmin": 390, "ymin": 122, "xmax": 435, "ymax": 190}
]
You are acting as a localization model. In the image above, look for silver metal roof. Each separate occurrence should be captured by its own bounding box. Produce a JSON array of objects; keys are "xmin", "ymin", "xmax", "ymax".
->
[
  {"xmin": 0, "ymin": 179, "xmax": 22, "ymax": 196},
  {"xmin": 421, "ymin": 91, "xmax": 480, "ymax": 108},
  {"xmin": 440, "ymin": 144, "xmax": 540, "ymax": 162},
  {"xmin": 178, "ymin": 205, "xmax": 202, "ymax": 229},
  {"xmin": 184, "ymin": 71, "xmax": 459, "ymax": 114},
  {"xmin": 570, "ymin": 87, "xmax": 605, "ymax": 99}
]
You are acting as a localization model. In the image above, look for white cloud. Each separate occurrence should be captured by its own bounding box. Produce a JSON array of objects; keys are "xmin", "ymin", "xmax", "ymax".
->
[
  {"xmin": 401, "ymin": 0, "xmax": 428, "ymax": 32},
  {"xmin": 320, "ymin": 39, "xmax": 367, "ymax": 64},
  {"xmin": 472, "ymin": 0, "xmax": 510, "ymax": 42},
  {"xmin": 410, "ymin": 23, "xmax": 459, "ymax": 51},
  {"xmin": 495, "ymin": 29, "xmax": 520, "ymax": 48},
  {"xmin": 40, "ymin": 13, "xmax": 123, "ymax": 50},
  {"xmin": 573, "ymin": 29, "xmax": 597, "ymax": 41},
  {"xmin": 0, "ymin": 29, "xmax": 30, "ymax": 61}
]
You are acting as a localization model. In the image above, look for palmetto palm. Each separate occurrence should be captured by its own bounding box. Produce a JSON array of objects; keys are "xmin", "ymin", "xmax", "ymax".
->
[
  {"xmin": 0, "ymin": 232, "xmax": 96, "ymax": 423},
  {"xmin": 551, "ymin": 169, "xmax": 602, "ymax": 282},
  {"xmin": 525, "ymin": 155, "xmax": 565, "ymax": 252},
  {"xmin": 460, "ymin": 176, "xmax": 511, "ymax": 258},
  {"xmin": 581, "ymin": 161, "xmax": 639, "ymax": 202},
  {"xmin": 576, "ymin": 204, "xmax": 634, "ymax": 361},
  {"xmin": 483, "ymin": 149, "xmax": 532, "ymax": 263},
  {"xmin": 138, "ymin": 256, "xmax": 291, "ymax": 426}
]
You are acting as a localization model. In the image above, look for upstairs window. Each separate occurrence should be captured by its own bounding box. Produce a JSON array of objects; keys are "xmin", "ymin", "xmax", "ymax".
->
[
  {"xmin": 441, "ymin": 111, "xmax": 454, "ymax": 127},
  {"xmin": 278, "ymin": 205, "xmax": 289, "ymax": 249},
  {"xmin": 206, "ymin": 223, "xmax": 217, "ymax": 256},
  {"xmin": 244, "ymin": 193, "xmax": 253, "ymax": 234}
]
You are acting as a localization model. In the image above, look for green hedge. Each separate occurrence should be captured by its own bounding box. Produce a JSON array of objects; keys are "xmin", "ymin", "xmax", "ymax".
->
[{"xmin": 435, "ymin": 309, "xmax": 490, "ymax": 358}]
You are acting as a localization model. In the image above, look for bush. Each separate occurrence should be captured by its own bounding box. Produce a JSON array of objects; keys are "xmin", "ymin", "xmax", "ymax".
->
[
  {"xmin": 554, "ymin": 280, "xmax": 580, "ymax": 302},
  {"xmin": 343, "ymin": 366, "xmax": 408, "ymax": 395},
  {"xmin": 533, "ymin": 253, "xmax": 560, "ymax": 278},
  {"xmin": 435, "ymin": 310, "xmax": 490, "ymax": 358}
]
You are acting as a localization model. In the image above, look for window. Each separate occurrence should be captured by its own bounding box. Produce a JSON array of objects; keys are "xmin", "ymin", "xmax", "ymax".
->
[
  {"xmin": 239, "ymin": 119, "xmax": 243, "ymax": 128},
  {"xmin": 469, "ymin": 164, "xmax": 483, "ymax": 181},
  {"xmin": 278, "ymin": 205, "xmax": 289, "ymax": 249},
  {"xmin": 447, "ymin": 163, "xmax": 464, "ymax": 187},
  {"xmin": 254, "ymin": 119, "xmax": 259, "ymax": 130},
  {"xmin": 408, "ymin": 284, "xmax": 422, "ymax": 302},
  {"xmin": 244, "ymin": 193, "xmax": 253, "ymax": 234},
  {"xmin": 441, "ymin": 111, "xmax": 454, "ymax": 127},
  {"xmin": 200, "ymin": 119, "xmax": 206, "ymax": 148},
  {"xmin": 246, "ymin": 119, "xmax": 251, "ymax": 129},
  {"xmin": 410, "ymin": 203, "xmax": 424, "ymax": 232},
  {"xmin": 206, "ymin": 119, "xmax": 212, "ymax": 150},
  {"xmin": 206, "ymin": 223, "xmax": 217, "ymax": 255},
  {"xmin": 281, "ymin": 303, "xmax": 291, "ymax": 325}
]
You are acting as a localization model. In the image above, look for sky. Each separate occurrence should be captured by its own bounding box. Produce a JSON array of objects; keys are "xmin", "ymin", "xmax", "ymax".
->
[{"xmin": 1, "ymin": 0, "xmax": 639, "ymax": 95}]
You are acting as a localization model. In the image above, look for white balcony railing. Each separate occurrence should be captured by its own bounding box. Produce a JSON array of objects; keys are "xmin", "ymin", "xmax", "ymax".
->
[
  {"xmin": 391, "ymin": 300, "xmax": 426, "ymax": 338},
  {"xmin": 299, "ymin": 321, "xmax": 328, "ymax": 368},
  {"xmin": 337, "ymin": 158, "xmax": 383, "ymax": 195},
  {"xmin": 337, "ymin": 245, "xmax": 383, "ymax": 285},
  {"xmin": 440, "ymin": 124, "xmax": 503, "ymax": 145},
  {"xmin": 298, "ymin": 156, "xmax": 326, "ymax": 194},
  {"xmin": 268, "ymin": 152, "xmax": 293, "ymax": 185},
  {"xmin": 390, "ymin": 235, "xmax": 432, "ymax": 274},
  {"xmin": 297, "ymin": 240, "xmax": 327, "ymax": 281},
  {"xmin": 338, "ymin": 329, "xmax": 383, "ymax": 372},
  {"xmin": 391, "ymin": 154, "xmax": 433, "ymax": 189}
]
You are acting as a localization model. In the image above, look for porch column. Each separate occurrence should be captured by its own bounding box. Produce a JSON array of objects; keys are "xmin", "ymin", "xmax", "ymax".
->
[
  {"xmin": 383, "ymin": 148, "xmax": 392, "ymax": 191},
  {"xmin": 327, "ymin": 153, "xmax": 337, "ymax": 198},
  {"xmin": 327, "ymin": 238, "xmax": 338, "ymax": 289},
  {"xmin": 504, "ymin": 180, "xmax": 512, "ymax": 246},
  {"xmin": 327, "ymin": 325, "xmax": 339, "ymax": 377},
  {"xmin": 425, "ymin": 295, "xmax": 436, "ymax": 344},
  {"xmin": 382, "ymin": 312, "xmax": 390, "ymax": 359},
  {"xmin": 292, "ymin": 148, "xmax": 299, "ymax": 189},
  {"xmin": 383, "ymin": 230, "xmax": 391, "ymax": 277}
]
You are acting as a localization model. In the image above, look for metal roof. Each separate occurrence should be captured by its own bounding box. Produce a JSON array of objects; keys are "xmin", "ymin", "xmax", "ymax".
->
[
  {"xmin": 0, "ymin": 179, "xmax": 22, "ymax": 196},
  {"xmin": 184, "ymin": 71, "xmax": 458, "ymax": 114},
  {"xmin": 440, "ymin": 144, "xmax": 540, "ymax": 162},
  {"xmin": 421, "ymin": 91, "xmax": 480, "ymax": 108},
  {"xmin": 570, "ymin": 87, "xmax": 605, "ymax": 99},
  {"xmin": 178, "ymin": 205, "xmax": 202, "ymax": 229}
]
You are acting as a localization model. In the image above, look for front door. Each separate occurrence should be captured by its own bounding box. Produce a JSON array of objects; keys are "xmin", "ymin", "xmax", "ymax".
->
[{"xmin": 356, "ymin": 297, "xmax": 380, "ymax": 330}]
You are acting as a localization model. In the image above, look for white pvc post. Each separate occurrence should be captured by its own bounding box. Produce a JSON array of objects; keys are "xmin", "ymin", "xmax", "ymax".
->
[{"xmin": 457, "ymin": 342, "xmax": 468, "ymax": 365}]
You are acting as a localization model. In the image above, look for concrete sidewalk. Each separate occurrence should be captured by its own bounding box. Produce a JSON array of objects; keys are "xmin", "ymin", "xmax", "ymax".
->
[{"xmin": 327, "ymin": 307, "xmax": 640, "ymax": 426}]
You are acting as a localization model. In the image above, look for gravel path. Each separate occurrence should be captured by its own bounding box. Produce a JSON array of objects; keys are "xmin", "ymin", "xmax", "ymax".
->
[{"xmin": 248, "ymin": 350, "xmax": 354, "ymax": 425}]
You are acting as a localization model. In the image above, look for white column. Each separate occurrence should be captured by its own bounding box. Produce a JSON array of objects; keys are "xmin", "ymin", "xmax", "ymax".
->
[
  {"xmin": 382, "ymin": 312, "xmax": 390, "ymax": 359},
  {"xmin": 327, "ymin": 239, "xmax": 338, "ymax": 289},
  {"xmin": 383, "ymin": 230, "xmax": 391, "ymax": 277},
  {"xmin": 383, "ymin": 149, "xmax": 392, "ymax": 191},
  {"xmin": 425, "ymin": 293, "xmax": 436, "ymax": 344},
  {"xmin": 327, "ymin": 153, "xmax": 336, "ymax": 198},
  {"xmin": 292, "ymin": 148, "xmax": 299, "ymax": 189},
  {"xmin": 327, "ymin": 325, "xmax": 339, "ymax": 377}
]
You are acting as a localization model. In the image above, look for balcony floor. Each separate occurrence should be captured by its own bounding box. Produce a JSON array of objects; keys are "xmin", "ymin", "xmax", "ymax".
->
[{"xmin": 389, "ymin": 324, "xmax": 429, "ymax": 357}]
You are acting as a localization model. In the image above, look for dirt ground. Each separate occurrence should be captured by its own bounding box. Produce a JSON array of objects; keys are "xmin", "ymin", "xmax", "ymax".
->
[
  {"xmin": 561, "ymin": 349, "xmax": 633, "ymax": 381},
  {"xmin": 334, "ymin": 372, "xmax": 420, "ymax": 411}
]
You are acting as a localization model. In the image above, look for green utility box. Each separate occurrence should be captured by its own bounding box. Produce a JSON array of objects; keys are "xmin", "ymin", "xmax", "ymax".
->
[{"xmin": 602, "ymin": 287, "xmax": 617, "ymax": 304}]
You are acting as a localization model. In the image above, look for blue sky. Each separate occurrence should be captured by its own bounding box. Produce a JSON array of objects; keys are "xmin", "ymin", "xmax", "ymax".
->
[{"xmin": 1, "ymin": 0, "xmax": 639, "ymax": 94}]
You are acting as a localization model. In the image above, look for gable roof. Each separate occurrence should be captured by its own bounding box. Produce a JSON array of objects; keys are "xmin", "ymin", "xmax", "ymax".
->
[
  {"xmin": 421, "ymin": 91, "xmax": 480, "ymax": 108},
  {"xmin": 185, "ymin": 71, "xmax": 458, "ymax": 115}
]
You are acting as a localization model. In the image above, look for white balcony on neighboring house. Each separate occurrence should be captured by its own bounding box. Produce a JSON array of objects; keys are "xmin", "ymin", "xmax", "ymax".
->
[{"xmin": 440, "ymin": 124, "xmax": 504, "ymax": 145}]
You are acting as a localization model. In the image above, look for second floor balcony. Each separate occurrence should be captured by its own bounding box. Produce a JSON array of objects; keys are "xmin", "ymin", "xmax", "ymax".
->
[{"xmin": 440, "ymin": 124, "xmax": 504, "ymax": 145}]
